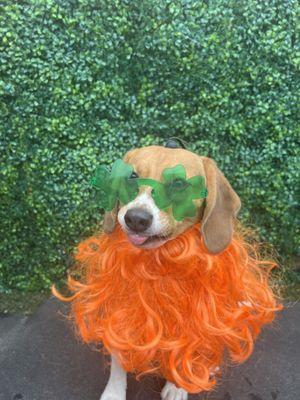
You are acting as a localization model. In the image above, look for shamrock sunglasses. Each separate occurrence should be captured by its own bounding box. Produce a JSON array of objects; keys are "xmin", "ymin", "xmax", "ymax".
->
[{"xmin": 91, "ymin": 159, "xmax": 208, "ymax": 221}]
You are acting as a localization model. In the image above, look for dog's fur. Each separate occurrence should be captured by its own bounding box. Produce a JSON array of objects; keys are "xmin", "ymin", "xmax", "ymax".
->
[{"xmin": 54, "ymin": 145, "xmax": 281, "ymax": 400}]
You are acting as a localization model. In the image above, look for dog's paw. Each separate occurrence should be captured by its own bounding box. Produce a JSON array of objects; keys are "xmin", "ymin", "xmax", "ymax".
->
[
  {"xmin": 100, "ymin": 385, "xmax": 126, "ymax": 400},
  {"xmin": 161, "ymin": 381, "xmax": 188, "ymax": 400}
]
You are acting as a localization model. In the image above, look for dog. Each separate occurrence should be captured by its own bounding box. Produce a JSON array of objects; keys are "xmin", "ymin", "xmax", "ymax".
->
[{"xmin": 54, "ymin": 142, "xmax": 281, "ymax": 400}]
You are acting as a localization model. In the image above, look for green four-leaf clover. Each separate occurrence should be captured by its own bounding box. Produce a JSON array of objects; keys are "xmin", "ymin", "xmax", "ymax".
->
[
  {"xmin": 150, "ymin": 165, "xmax": 207, "ymax": 221},
  {"xmin": 91, "ymin": 159, "xmax": 139, "ymax": 211}
]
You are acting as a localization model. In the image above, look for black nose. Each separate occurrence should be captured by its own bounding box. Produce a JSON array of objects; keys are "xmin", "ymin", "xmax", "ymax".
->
[{"xmin": 124, "ymin": 208, "xmax": 153, "ymax": 233}]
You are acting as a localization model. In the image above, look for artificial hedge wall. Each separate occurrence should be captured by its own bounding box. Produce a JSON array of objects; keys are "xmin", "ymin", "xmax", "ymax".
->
[{"xmin": 0, "ymin": 0, "xmax": 299, "ymax": 292}]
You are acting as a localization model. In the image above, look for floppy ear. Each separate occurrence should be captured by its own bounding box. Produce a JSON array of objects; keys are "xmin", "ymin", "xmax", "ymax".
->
[
  {"xmin": 103, "ymin": 205, "xmax": 118, "ymax": 234},
  {"xmin": 201, "ymin": 157, "xmax": 241, "ymax": 254}
]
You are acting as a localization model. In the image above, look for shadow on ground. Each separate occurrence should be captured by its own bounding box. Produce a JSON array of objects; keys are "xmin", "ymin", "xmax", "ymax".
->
[{"xmin": 0, "ymin": 297, "xmax": 299, "ymax": 400}]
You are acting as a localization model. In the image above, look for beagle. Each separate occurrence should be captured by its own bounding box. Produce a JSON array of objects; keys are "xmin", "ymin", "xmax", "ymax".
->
[
  {"xmin": 54, "ymin": 141, "xmax": 280, "ymax": 400},
  {"xmin": 101, "ymin": 143, "xmax": 240, "ymax": 400}
]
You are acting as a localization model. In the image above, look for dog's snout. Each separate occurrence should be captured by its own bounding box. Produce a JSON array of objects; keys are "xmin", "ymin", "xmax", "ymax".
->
[{"xmin": 124, "ymin": 208, "xmax": 153, "ymax": 233}]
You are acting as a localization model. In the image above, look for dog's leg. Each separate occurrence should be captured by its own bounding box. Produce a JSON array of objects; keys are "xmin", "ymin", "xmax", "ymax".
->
[
  {"xmin": 161, "ymin": 381, "xmax": 188, "ymax": 400},
  {"xmin": 100, "ymin": 354, "xmax": 127, "ymax": 400}
]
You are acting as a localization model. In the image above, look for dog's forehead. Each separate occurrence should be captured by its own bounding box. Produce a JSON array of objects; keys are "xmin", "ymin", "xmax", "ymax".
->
[{"xmin": 124, "ymin": 145, "xmax": 205, "ymax": 179}]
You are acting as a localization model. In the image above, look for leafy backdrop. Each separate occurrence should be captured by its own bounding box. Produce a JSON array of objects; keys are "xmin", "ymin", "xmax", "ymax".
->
[{"xmin": 0, "ymin": 0, "xmax": 299, "ymax": 292}]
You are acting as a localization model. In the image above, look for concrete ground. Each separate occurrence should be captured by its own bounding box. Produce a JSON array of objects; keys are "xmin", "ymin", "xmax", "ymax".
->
[{"xmin": 0, "ymin": 298, "xmax": 299, "ymax": 400}]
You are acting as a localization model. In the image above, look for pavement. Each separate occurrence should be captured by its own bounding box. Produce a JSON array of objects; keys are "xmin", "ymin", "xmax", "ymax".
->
[{"xmin": 0, "ymin": 297, "xmax": 299, "ymax": 400}]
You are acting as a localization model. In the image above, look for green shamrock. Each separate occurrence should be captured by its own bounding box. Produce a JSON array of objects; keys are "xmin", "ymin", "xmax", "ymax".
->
[
  {"xmin": 91, "ymin": 159, "xmax": 139, "ymax": 211},
  {"xmin": 149, "ymin": 165, "xmax": 207, "ymax": 221}
]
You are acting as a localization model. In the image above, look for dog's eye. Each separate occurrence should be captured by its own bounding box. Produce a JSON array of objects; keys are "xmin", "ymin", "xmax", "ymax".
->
[
  {"xmin": 170, "ymin": 178, "xmax": 189, "ymax": 191},
  {"xmin": 130, "ymin": 171, "xmax": 139, "ymax": 179}
]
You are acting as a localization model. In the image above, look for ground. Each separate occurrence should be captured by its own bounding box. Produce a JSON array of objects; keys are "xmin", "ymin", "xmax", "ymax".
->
[{"xmin": 0, "ymin": 297, "xmax": 299, "ymax": 400}]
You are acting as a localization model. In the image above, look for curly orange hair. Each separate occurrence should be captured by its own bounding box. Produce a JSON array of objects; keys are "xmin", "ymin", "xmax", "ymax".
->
[{"xmin": 54, "ymin": 224, "xmax": 281, "ymax": 393}]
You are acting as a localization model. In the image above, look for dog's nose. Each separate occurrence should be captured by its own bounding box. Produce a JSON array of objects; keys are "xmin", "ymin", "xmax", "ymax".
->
[{"xmin": 124, "ymin": 208, "xmax": 153, "ymax": 233}]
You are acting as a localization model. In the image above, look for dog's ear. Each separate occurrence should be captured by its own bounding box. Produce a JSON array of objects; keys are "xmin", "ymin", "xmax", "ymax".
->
[
  {"xmin": 103, "ymin": 205, "xmax": 118, "ymax": 234},
  {"xmin": 201, "ymin": 157, "xmax": 241, "ymax": 254}
]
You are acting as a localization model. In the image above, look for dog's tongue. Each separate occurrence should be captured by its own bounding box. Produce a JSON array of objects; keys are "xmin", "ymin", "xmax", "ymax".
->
[{"xmin": 127, "ymin": 233, "xmax": 149, "ymax": 246}]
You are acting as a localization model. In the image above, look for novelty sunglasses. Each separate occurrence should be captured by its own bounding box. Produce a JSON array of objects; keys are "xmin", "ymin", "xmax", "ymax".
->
[{"xmin": 91, "ymin": 159, "xmax": 208, "ymax": 221}]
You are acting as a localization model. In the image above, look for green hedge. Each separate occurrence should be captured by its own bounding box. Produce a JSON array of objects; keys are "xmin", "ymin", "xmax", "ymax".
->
[{"xmin": 0, "ymin": 0, "xmax": 299, "ymax": 292}]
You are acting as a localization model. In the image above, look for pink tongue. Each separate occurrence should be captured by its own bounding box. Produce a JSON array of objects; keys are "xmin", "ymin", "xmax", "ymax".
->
[{"xmin": 127, "ymin": 233, "xmax": 149, "ymax": 245}]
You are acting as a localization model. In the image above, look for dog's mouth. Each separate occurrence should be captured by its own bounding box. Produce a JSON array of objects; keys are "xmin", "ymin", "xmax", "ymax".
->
[{"xmin": 126, "ymin": 232, "xmax": 171, "ymax": 249}]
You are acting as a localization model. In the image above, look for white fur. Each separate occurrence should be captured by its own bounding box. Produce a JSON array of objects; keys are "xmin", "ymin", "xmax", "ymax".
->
[
  {"xmin": 100, "ymin": 356, "xmax": 189, "ymax": 400},
  {"xmin": 100, "ymin": 355, "xmax": 127, "ymax": 400},
  {"xmin": 161, "ymin": 381, "xmax": 188, "ymax": 400},
  {"xmin": 118, "ymin": 192, "xmax": 165, "ymax": 236}
]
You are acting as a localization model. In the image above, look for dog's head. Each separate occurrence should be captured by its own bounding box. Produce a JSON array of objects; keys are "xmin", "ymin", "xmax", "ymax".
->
[{"xmin": 103, "ymin": 144, "xmax": 241, "ymax": 254}]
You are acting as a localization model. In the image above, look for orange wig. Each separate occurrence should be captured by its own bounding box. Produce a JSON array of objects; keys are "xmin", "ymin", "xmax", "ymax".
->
[{"xmin": 54, "ymin": 223, "xmax": 281, "ymax": 393}]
